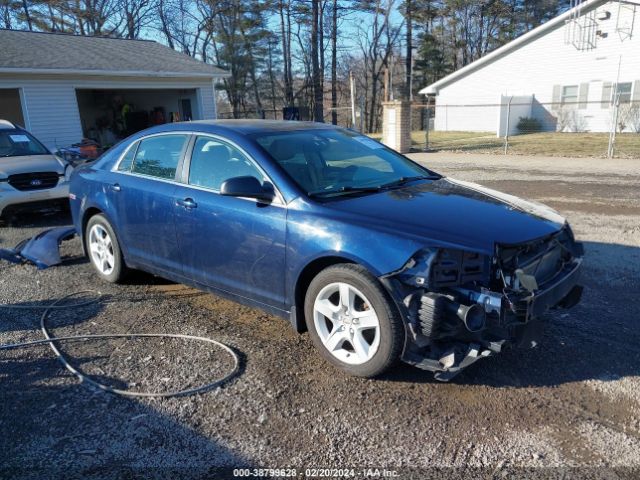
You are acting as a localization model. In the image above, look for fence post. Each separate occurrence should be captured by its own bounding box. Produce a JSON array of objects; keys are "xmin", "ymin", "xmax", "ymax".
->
[
  {"xmin": 381, "ymin": 100, "xmax": 411, "ymax": 153},
  {"xmin": 608, "ymin": 54, "xmax": 623, "ymax": 159},
  {"xmin": 425, "ymin": 103, "xmax": 430, "ymax": 152},
  {"xmin": 504, "ymin": 95, "xmax": 513, "ymax": 155},
  {"xmin": 608, "ymin": 94, "xmax": 620, "ymax": 158}
]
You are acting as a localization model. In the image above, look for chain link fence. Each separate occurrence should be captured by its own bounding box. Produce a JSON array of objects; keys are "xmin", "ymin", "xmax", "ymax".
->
[
  {"xmin": 217, "ymin": 96, "xmax": 639, "ymax": 159},
  {"xmin": 407, "ymin": 98, "xmax": 640, "ymax": 159}
]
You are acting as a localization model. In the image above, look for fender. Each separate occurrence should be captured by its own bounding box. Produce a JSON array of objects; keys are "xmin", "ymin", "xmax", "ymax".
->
[
  {"xmin": 285, "ymin": 206, "xmax": 426, "ymax": 309},
  {"xmin": 73, "ymin": 168, "xmax": 130, "ymax": 262}
]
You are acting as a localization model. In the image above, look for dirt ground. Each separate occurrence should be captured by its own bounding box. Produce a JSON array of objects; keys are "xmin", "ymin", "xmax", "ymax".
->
[{"xmin": 1, "ymin": 153, "xmax": 639, "ymax": 479}]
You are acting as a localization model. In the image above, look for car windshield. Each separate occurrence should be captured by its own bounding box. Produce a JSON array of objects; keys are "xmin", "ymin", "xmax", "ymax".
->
[
  {"xmin": 0, "ymin": 130, "xmax": 49, "ymax": 158},
  {"xmin": 253, "ymin": 128, "xmax": 439, "ymax": 198}
]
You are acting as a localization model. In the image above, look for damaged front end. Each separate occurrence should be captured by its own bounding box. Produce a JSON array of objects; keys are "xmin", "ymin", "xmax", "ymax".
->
[{"xmin": 382, "ymin": 226, "xmax": 584, "ymax": 381}]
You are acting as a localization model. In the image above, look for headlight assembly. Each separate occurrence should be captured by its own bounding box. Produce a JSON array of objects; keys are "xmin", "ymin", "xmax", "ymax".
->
[
  {"xmin": 395, "ymin": 248, "xmax": 490, "ymax": 289},
  {"xmin": 64, "ymin": 164, "xmax": 74, "ymax": 182}
]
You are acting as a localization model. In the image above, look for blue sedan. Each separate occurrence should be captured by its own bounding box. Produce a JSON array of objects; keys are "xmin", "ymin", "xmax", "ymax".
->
[{"xmin": 69, "ymin": 121, "xmax": 583, "ymax": 380}]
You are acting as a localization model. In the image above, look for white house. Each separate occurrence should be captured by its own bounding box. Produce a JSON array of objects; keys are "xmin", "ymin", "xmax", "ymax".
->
[
  {"xmin": 0, "ymin": 29, "xmax": 229, "ymax": 150},
  {"xmin": 419, "ymin": 0, "xmax": 640, "ymax": 135}
]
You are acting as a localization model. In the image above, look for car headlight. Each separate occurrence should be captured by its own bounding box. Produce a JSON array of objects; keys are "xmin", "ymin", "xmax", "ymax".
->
[
  {"xmin": 430, "ymin": 249, "xmax": 488, "ymax": 288},
  {"xmin": 64, "ymin": 164, "xmax": 74, "ymax": 182},
  {"xmin": 395, "ymin": 248, "xmax": 490, "ymax": 289}
]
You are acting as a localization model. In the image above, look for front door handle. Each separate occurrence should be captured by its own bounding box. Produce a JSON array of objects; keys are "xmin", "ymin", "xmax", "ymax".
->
[
  {"xmin": 111, "ymin": 183, "xmax": 121, "ymax": 192},
  {"xmin": 176, "ymin": 197, "xmax": 197, "ymax": 209}
]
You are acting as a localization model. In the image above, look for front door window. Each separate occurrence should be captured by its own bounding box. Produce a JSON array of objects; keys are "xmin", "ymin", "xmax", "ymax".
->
[{"xmin": 188, "ymin": 137, "xmax": 264, "ymax": 191}]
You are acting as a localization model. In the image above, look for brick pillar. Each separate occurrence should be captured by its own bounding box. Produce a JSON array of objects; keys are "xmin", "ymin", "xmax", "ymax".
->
[{"xmin": 381, "ymin": 100, "xmax": 411, "ymax": 153}]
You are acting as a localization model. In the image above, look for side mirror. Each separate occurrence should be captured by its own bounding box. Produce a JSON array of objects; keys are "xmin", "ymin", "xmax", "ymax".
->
[{"xmin": 220, "ymin": 176, "xmax": 275, "ymax": 203}]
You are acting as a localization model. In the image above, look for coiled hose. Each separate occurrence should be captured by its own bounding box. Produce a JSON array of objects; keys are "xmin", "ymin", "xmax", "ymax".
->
[{"xmin": 0, "ymin": 290, "xmax": 240, "ymax": 398}]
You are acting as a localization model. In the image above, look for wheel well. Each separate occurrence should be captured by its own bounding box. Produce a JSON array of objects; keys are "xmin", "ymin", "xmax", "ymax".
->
[
  {"xmin": 293, "ymin": 256, "xmax": 355, "ymax": 332},
  {"xmin": 82, "ymin": 207, "xmax": 102, "ymax": 233},
  {"xmin": 81, "ymin": 207, "xmax": 102, "ymax": 252}
]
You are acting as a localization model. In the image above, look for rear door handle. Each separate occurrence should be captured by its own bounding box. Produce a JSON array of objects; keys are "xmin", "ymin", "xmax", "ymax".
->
[
  {"xmin": 111, "ymin": 183, "xmax": 121, "ymax": 192},
  {"xmin": 176, "ymin": 197, "xmax": 197, "ymax": 209}
]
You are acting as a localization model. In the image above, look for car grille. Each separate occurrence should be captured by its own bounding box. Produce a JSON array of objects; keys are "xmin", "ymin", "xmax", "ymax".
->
[{"xmin": 8, "ymin": 172, "xmax": 59, "ymax": 191}]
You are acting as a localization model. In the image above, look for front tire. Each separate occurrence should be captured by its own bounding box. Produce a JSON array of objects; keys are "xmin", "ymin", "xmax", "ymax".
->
[
  {"xmin": 85, "ymin": 214, "xmax": 127, "ymax": 283},
  {"xmin": 304, "ymin": 264, "xmax": 404, "ymax": 377}
]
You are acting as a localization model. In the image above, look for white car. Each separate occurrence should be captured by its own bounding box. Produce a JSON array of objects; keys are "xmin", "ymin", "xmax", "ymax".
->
[{"xmin": 0, "ymin": 120, "xmax": 71, "ymax": 221}]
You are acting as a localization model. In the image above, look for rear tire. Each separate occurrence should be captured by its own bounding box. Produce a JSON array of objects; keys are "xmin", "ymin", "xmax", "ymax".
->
[
  {"xmin": 304, "ymin": 264, "xmax": 404, "ymax": 377},
  {"xmin": 85, "ymin": 214, "xmax": 127, "ymax": 283}
]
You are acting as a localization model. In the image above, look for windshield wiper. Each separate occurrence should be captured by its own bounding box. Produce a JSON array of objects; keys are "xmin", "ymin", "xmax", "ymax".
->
[
  {"xmin": 378, "ymin": 175, "xmax": 439, "ymax": 190},
  {"xmin": 308, "ymin": 175, "xmax": 440, "ymax": 199},
  {"xmin": 308, "ymin": 185, "xmax": 383, "ymax": 198}
]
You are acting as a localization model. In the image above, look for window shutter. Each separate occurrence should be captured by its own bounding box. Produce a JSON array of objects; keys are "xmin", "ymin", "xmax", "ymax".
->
[
  {"xmin": 578, "ymin": 83, "xmax": 589, "ymax": 109},
  {"xmin": 601, "ymin": 82, "xmax": 613, "ymax": 108},
  {"xmin": 632, "ymin": 80, "xmax": 640, "ymax": 105},
  {"xmin": 552, "ymin": 85, "xmax": 562, "ymax": 110}
]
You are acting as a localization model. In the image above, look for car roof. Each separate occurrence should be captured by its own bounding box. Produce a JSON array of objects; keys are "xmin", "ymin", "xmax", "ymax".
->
[{"xmin": 144, "ymin": 120, "xmax": 344, "ymax": 137}]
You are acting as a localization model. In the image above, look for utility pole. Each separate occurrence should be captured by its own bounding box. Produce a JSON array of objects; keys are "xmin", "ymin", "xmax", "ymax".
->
[
  {"xmin": 384, "ymin": 68, "xmax": 389, "ymax": 102},
  {"xmin": 405, "ymin": 0, "xmax": 413, "ymax": 100},
  {"xmin": 349, "ymin": 71, "xmax": 357, "ymax": 128}
]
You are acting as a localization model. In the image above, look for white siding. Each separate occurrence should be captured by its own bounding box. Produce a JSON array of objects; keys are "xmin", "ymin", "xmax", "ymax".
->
[
  {"xmin": 0, "ymin": 74, "xmax": 220, "ymax": 149},
  {"xmin": 199, "ymin": 80, "xmax": 217, "ymax": 120},
  {"xmin": 432, "ymin": 1, "xmax": 640, "ymax": 133},
  {"xmin": 0, "ymin": 78, "xmax": 82, "ymax": 149}
]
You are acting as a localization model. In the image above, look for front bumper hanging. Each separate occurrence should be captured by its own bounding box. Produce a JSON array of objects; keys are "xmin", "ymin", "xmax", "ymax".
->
[{"xmin": 396, "ymin": 258, "xmax": 583, "ymax": 381}]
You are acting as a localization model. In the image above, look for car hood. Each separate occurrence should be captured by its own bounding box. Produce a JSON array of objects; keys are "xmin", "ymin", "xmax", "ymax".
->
[
  {"xmin": 0, "ymin": 155, "xmax": 64, "ymax": 178},
  {"xmin": 323, "ymin": 177, "xmax": 566, "ymax": 254}
]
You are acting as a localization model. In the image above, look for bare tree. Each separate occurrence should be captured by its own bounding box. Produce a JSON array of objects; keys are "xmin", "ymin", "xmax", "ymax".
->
[
  {"xmin": 404, "ymin": 0, "xmax": 412, "ymax": 98},
  {"xmin": 277, "ymin": 0, "xmax": 294, "ymax": 107},
  {"xmin": 311, "ymin": 0, "xmax": 323, "ymax": 121},
  {"xmin": 330, "ymin": 0, "xmax": 338, "ymax": 124},
  {"xmin": 0, "ymin": 0, "xmax": 14, "ymax": 28},
  {"xmin": 355, "ymin": 0, "xmax": 402, "ymax": 132},
  {"xmin": 119, "ymin": 0, "xmax": 157, "ymax": 39}
]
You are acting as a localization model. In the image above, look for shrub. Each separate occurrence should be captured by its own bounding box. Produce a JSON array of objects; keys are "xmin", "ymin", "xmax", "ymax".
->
[{"xmin": 516, "ymin": 116, "xmax": 543, "ymax": 134}]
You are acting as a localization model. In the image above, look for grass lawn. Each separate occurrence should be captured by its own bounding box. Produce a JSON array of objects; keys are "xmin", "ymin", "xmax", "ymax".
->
[{"xmin": 370, "ymin": 131, "xmax": 640, "ymax": 158}]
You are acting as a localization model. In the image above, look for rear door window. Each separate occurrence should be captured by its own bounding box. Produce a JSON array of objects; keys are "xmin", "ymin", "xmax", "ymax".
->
[{"xmin": 131, "ymin": 134, "xmax": 187, "ymax": 180}]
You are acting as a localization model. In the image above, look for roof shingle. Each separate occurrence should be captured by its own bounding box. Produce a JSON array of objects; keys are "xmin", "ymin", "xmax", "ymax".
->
[{"xmin": 0, "ymin": 29, "xmax": 228, "ymax": 77}]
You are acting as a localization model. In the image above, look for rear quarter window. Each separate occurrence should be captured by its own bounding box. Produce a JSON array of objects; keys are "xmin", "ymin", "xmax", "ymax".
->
[{"xmin": 117, "ymin": 142, "xmax": 138, "ymax": 172}]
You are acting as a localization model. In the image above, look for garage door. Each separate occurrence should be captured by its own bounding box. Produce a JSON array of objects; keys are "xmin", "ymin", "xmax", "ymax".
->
[{"xmin": 0, "ymin": 89, "xmax": 25, "ymax": 127}]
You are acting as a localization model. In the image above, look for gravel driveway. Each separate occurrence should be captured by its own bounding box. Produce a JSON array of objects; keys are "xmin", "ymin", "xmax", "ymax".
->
[{"xmin": 1, "ymin": 153, "xmax": 639, "ymax": 479}]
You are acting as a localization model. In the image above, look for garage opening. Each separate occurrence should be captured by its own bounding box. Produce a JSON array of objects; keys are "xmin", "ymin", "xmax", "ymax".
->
[
  {"xmin": 0, "ymin": 89, "xmax": 25, "ymax": 127},
  {"xmin": 75, "ymin": 89, "xmax": 200, "ymax": 148}
]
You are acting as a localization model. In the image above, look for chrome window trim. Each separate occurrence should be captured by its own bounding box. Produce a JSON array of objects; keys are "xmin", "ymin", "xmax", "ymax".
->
[
  {"xmin": 109, "ymin": 130, "xmax": 286, "ymax": 207},
  {"xmin": 183, "ymin": 133, "xmax": 286, "ymax": 206},
  {"xmin": 114, "ymin": 170, "xmax": 185, "ymax": 187}
]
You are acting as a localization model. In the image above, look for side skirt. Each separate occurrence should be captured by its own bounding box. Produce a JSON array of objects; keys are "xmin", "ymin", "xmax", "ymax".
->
[{"xmin": 126, "ymin": 260, "xmax": 291, "ymax": 321}]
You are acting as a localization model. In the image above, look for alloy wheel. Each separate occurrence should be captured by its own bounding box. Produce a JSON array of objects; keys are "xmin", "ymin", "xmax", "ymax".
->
[
  {"xmin": 313, "ymin": 282, "xmax": 381, "ymax": 365},
  {"xmin": 88, "ymin": 224, "xmax": 115, "ymax": 276}
]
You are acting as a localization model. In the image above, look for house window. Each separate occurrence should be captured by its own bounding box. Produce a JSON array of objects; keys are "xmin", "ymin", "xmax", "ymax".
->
[
  {"xmin": 561, "ymin": 85, "xmax": 579, "ymax": 106},
  {"xmin": 615, "ymin": 82, "xmax": 632, "ymax": 104}
]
